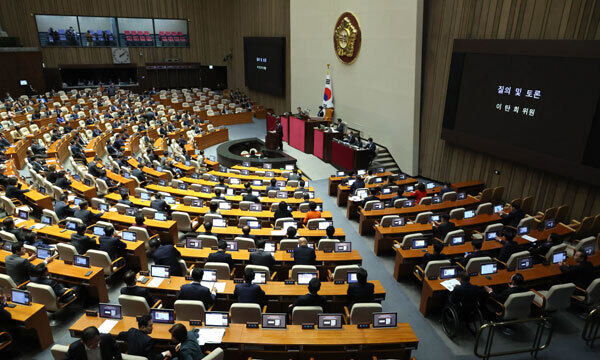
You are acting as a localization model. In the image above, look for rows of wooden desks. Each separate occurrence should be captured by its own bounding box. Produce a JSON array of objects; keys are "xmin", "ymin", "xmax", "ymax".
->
[
  {"xmin": 420, "ymin": 250, "xmax": 600, "ymax": 317},
  {"xmin": 195, "ymin": 224, "xmax": 345, "ymax": 242},
  {"xmin": 13, "ymin": 218, "xmax": 148, "ymax": 271},
  {"xmin": 374, "ymin": 213, "xmax": 503, "ymax": 255},
  {"xmin": 346, "ymin": 186, "xmax": 442, "ymax": 221},
  {"xmin": 393, "ymin": 224, "xmax": 574, "ymax": 282},
  {"xmin": 358, "ymin": 195, "xmax": 481, "ymax": 236},
  {"xmin": 104, "ymin": 193, "xmax": 332, "ymax": 223},
  {"xmin": 0, "ymin": 249, "xmax": 109, "ymax": 303},
  {"xmin": 3, "ymin": 159, "xmax": 53, "ymax": 210},
  {"xmin": 70, "ymin": 316, "xmax": 418, "ymax": 359},
  {"xmin": 179, "ymin": 176, "xmax": 315, "ymax": 194}
]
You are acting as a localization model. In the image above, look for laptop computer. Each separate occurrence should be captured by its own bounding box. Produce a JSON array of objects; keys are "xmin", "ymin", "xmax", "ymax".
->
[
  {"xmin": 318, "ymin": 314, "xmax": 343, "ymax": 329},
  {"xmin": 225, "ymin": 241, "xmax": 238, "ymax": 251},
  {"xmin": 334, "ymin": 242, "xmax": 351, "ymax": 252},
  {"xmin": 517, "ymin": 256, "xmax": 533, "ymax": 270},
  {"xmin": 457, "ymin": 192, "xmax": 467, "ymax": 200},
  {"xmin": 544, "ymin": 219, "xmax": 555, "ymax": 229},
  {"xmin": 125, "ymin": 208, "xmax": 137, "ymax": 216},
  {"xmin": 247, "ymin": 220, "xmax": 261, "ymax": 229},
  {"xmin": 99, "ymin": 304, "xmax": 122, "ymax": 319},
  {"xmin": 297, "ymin": 272, "xmax": 318, "ymax": 285},
  {"xmin": 150, "ymin": 265, "xmax": 170, "ymax": 278},
  {"xmin": 426, "ymin": 183, "xmax": 435, "ymax": 189},
  {"xmin": 373, "ymin": 312, "xmax": 397, "ymax": 328},
  {"xmin": 121, "ymin": 231, "xmax": 136, "ymax": 242},
  {"xmin": 391, "ymin": 218, "xmax": 405, "ymax": 227},
  {"xmin": 518, "ymin": 226, "xmax": 529, "ymax": 235},
  {"xmin": 140, "ymin": 192, "xmax": 151, "ymax": 200},
  {"xmin": 494, "ymin": 205, "xmax": 503, "ymax": 213},
  {"xmin": 412, "ymin": 238, "xmax": 427, "ymax": 249},
  {"xmin": 212, "ymin": 218, "xmax": 227, "ymax": 227},
  {"xmin": 191, "ymin": 199, "xmax": 202, "ymax": 207},
  {"xmin": 93, "ymin": 226, "xmax": 106, "ymax": 236},
  {"xmin": 285, "ymin": 164, "xmax": 294, "ymax": 170},
  {"xmin": 480, "ymin": 263, "xmax": 498, "ymax": 276},
  {"xmin": 464, "ymin": 210, "xmax": 475, "ymax": 219},
  {"xmin": 552, "ymin": 251, "xmax": 567, "ymax": 264},
  {"xmin": 230, "ymin": 178, "xmax": 241, "ymax": 185},
  {"xmin": 439, "ymin": 266, "xmax": 457, "ymax": 279},
  {"xmin": 262, "ymin": 313, "xmax": 286, "ymax": 329},
  {"xmin": 186, "ymin": 238, "xmax": 202, "ymax": 249},
  {"xmin": 151, "ymin": 309, "xmax": 175, "ymax": 324},
  {"xmin": 336, "ymin": 171, "xmax": 345, "ymax": 177},
  {"xmin": 204, "ymin": 312, "xmax": 229, "ymax": 327},
  {"xmin": 318, "ymin": 221, "xmax": 332, "ymax": 230},
  {"xmin": 347, "ymin": 272, "xmax": 358, "ymax": 284},
  {"xmin": 74, "ymin": 255, "xmax": 90, "ymax": 268},
  {"xmin": 158, "ymin": 179, "xmax": 167, "ymax": 186},
  {"xmin": 66, "ymin": 221, "xmax": 78, "ymax": 230},
  {"xmin": 165, "ymin": 196, "xmax": 176, "ymax": 205},
  {"xmin": 202, "ymin": 270, "xmax": 217, "ymax": 282},
  {"xmin": 264, "ymin": 242, "xmax": 276, "ymax": 252},
  {"xmin": 252, "ymin": 272, "xmax": 267, "ymax": 284},
  {"xmin": 11, "ymin": 289, "xmax": 31, "ymax": 305},
  {"xmin": 154, "ymin": 212, "xmax": 167, "ymax": 221},
  {"xmin": 18, "ymin": 210, "xmax": 29, "ymax": 220},
  {"xmin": 450, "ymin": 236, "xmax": 465, "ymax": 246},
  {"xmin": 36, "ymin": 248, "xmax": 52, "ymax": 260}
]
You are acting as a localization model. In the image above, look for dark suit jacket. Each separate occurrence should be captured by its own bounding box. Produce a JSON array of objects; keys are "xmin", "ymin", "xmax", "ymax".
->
[
  {"xmin": 71, "ymin": 234, "xmax": 98, "ymax": 255},
  {"xmin": 178, "ymin": 282, "xmax": 215, "ymax": 307},
  {"xmin": 132, "ymin": 169, "xmax": 146, "ymax": 183},
  {"xmin": 501, "ymin": 209, "xmax": 525, "ymax": 227},
  {"xmin": 151, "ymin": 245, "xmax": 183, "ymax": 276},
  {"xmin": 276, "ymin": 124, "xmax": 283, "ymax": 138},
  {"xmin": 242, "ymin": 194, "xmax": 260, "ymax": 203},
  {"xmin": 55, "ymin": 201, "xmax": 75, "ymax": 220},
  {"xmin": 30, "ymin": 276, "xmax": 67, "ymax": 297},
  {"xmin": 207, "ymin": 250, "xmax": 234, "ymax": 269},
  {"xmin": 98, "ymin": 236, "xmax": 126, "ymax": 261},
  {"xmin": 293, "ymin": 245, "xmax": 316, "ymax": 265},
  {"xmin": 347, "ymin": 282, "xmax": 375, "ymax": 306},
  {"xmin": 56, "ymin": 177, "xmax": 72, "ymax": 188},
  {"xmin": 74, "ymin": 209, "xmax": 102, "ymax": 226},
  {"xmin": 150, "ymin": 199, "xmax": 169, "ymax": 212},
  {"xmin": 433, "ymin": 221, "xmax": 457, "ymax": 240},
  {"xmin": 121, "ymin": 285, "xmax": 155, "ymax": 307},
  {"xmin": 5, "ymin": 254, "xmax": 42, "ymax": 285},
  {"xmin": 497, "ymin": 241, "xmax": 520, "ymax": 263},
  {"xmin": 47, "ymin": 171, "xmax": 59, "ymax": 184},
  {"xmin": 349, "ymin": 179, "xmax": 365, "ymax": 194},
  {"xmin": 292, "ymin": 293, "xmax": 327, "ymax": 311},
  {"xmin": 116, "ymin": 328, "xmax": 161, "ymax": 360},
  {"xmin": 234, "ymin": 282, "xmax": 265, "ymax": 304},
  {"xmin": 560, "ymin": 261, "xmax": 595, "ymax": 288},
  {"xmin": 250, "ymin": 250, "xmax": 275, "ymax": 268},
  {"xmin": 460, "ymin": 250, "xmax": 485, "ymax": 266},
  {"xmin": 274, "ymin": 209, "xmax": 292, "ymax": 220},
  {"xmin": 421, "ymin": 252, "xmax": 449, "ymax": 268},
  {"xmin": 450, "ymin": 282, "xmax": 486, "ymax": 306},
  {"xmin": 65, "ymin": 334, "xmax": 122, "ymax": 360},
  {"xmin": 491, "ymin": 285, "xmax": 528, "ymax": 304},
  {"xmin": 6, "ymin": 185, "xmax": 29, "ymax": 200}
]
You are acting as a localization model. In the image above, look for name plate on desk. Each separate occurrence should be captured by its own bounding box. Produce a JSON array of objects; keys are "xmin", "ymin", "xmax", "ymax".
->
[
  {"xmin": 302, "ymin": 323, "xmax": 315, "ymax": 329},
  {"xmin": 334, "ymin": 280, "xmax": 345, "ymax": 285},
  {"xmin": 233, "ymin": 278, "xmax": 243, "ymax": 283},
  {"xmin": 357, "ymin": 323, "xmax": 370, "ymax": 329},
  {"xmin": 284, "ymin": 280, "xmax": 295, "ymax": 285},
  {"xmin": 189, "ymin": 320, "xmax": 202, "ymax": 326},
  {"xmin": 85, "ymin": 310, "xmax": 98, "ymax": 317},
  {"xmin": 246, "ymin": 322, "xmax": 259, "ymax": 328}
]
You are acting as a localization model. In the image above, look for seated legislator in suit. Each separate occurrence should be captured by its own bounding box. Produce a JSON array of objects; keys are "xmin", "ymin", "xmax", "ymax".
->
[
  {"xmin": 460, "ymin": 240, "xmax": 484, "ymax": 266},
  {"xmin": 168, "ymin": 323, "xmax": 204, "ymax": 360},
  {"xmin": 559, "ymin": 250, "xmax": 595, "ymax": 288},
  {"xmin": 54, "ymin": 194, "xmax": 75, "ymax": 220},
  {"xmin": 274, "ymin": 201, "xmax": 292, "ymax": 220},
  {"xmin": 31, "ymin": 264, "xmax": 78, "ymax": 303},
  {"xmin": 449, "ymin": 272, "xmax": 487, "ymax": 309},
  {"xmin": 132, "ymin": 164, "xmax": 147, "ymax": 184},
  {"xmin": 120, "ymin": 271, "xmax": 155, "ymax": 307},
  {"xmin": 293, "ymin": 237, "xmax": 316, "ymax": 265},
  {"xmin": 250, "ymin": 240, "xmax": 275, "ymax": 268},
  {"xmin": 500, "ymin": 203, "xmax": 525, "ymax": 227},
  {"xmin": 496, "ymin": 228, "xmax": 520, "ymax": 264},
  {"xmin": 242, "ymin": 182, "xmax": 260, "ymax": 202},
  {"xmin": 234, "ymin": 268, "xmax": 266, "ymax": 305},
  {"xmin": 74, "ymin": 200, "xmax": 104, "ymax": 227},
  {"xmin": 98, "ymin": 226, "xmax": 127, "ymax": 261},
  {"xmin": 66, "ymin": 325, "xmax": 122, "ymax": 360},
  {"xmin": 148, "ymin": 239, "xmax": 184, "ymax": 277},
  {"xmin": 150, "ymin": 193, "xmax": 170, "ymax": 213},
  {"xmin": 116, "ymin": 314, "xmax": 169, "ymax": 360},
  {"xmin": 289, "ymin": 277, "xmax": 328, "ymax": 313},
  {"xmin": 6, "ymin": 242, "xmax": 57, "ymax": 286},
  {"xmin": 484, "ymin": 273, "xmax": 528, "ymax": 304},
  {"xmin": 207, "ymin": 241, "xmax": 234, "ymax": 269},
  {"xmin": 421, "ymin": 242, "xmax": 448, "ymax": 268},
  {"xmin": 347, "ymin": 268, "xmax": 375, "ymax": 306},
  {"xmin": 177, "ymin": 268, "xmax": 216, "ymax": 308},
  {"xmin": 432, "ymin": 214, "xmax": 457, "ymax": 240}
]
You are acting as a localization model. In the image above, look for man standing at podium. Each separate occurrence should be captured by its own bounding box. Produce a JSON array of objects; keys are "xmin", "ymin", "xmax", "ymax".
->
[{"xmin": 276, "ymin": 120, "xmax": 283, "ymax": 150}]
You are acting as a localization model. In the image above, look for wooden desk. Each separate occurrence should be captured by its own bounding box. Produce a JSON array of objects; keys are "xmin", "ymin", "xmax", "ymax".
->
[
  {"xmin": 328, "ymin": 171, "xmax": 395, "ymax": 196},
  {"xmin": 358, "ymin": 196, "xmax": 480, "ymax": 236},
  {"xmin": 313, "ymin": 128, "xmax": 343, "ymax": 162},
  {"xmin": 69, "ymin": 316, "xmax": 418, "ymax": 359},
  {"xmin": 0, "ymin": 250, "xmax": 109, "ymax": 302},
  {"xmin": 419, "ymin": 251, "xmax": 600, "ymax": 316},
  {"xmin": 390, "ymin": 224, "xmax": 574, "ymax": 280},
  {"xmin": 374, "ymin": 213, "xmax": 502, "ymax": 255},
  {"xmin": 331, "ymin": 140, "xmax": 370, "ymax": 171},
  {"xmin": 6, "ymin": 138, "xmax": 31, "ymax": 169},
  {"xmin": 99, "ymin": 211, "xmax": 178, "ymax": 244},
  {"xmin": 195, "ymin": 225, "xmax": 345, "ymax": 241},
  {"xmin": 346, "ymin": 186, "xmax": 442, "ymax": 220},
  {"xmin": 288, "ymin": 116, "xmax": 328, "ymax": 154},
  {"xmin": 5, "ymin": 302, "xmax": 53, "ymax": 349},
  {"xmin": 179, "ymin": 176, "xmax": 313, "ymax": 195},
  {"xmin": 201, "ymin": 111, "xmax": 253, "ymax": 126},
  {"xmin": 194, "ymin": 128, "xmax": 229, "ymax": 150},
  {"xmin": 106, "ymin": 170, "xmax": 135, "ymax": 195},
  {"xmin": 336, "ymin": 177, "xmax": 419, "ymax": 207},
  {"xmin": 3, "ymin": 160, "xmax": 53, "ymax": 210},
  {"xmin": 126, "ymin": 159, "xmax": 169, "ymax": 180}
]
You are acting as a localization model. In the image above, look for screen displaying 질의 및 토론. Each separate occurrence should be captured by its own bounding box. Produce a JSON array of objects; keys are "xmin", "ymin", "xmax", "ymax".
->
[{"xmin": 441, "ymin": 40, "xmax": 600, "ymax": 185}]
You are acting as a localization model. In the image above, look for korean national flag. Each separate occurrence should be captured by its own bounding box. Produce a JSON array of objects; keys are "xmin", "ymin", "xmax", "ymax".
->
[{"xmin": 323, "ymin": 74, "xmax": 333, "ymax": 108}]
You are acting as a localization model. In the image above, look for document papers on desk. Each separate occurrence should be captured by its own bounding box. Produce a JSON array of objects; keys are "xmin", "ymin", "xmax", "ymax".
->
[
  {"xmin": 270, "ymin": 230, "xmax": 286, "ymax": 236},
  {"xmin": 30, "ymin": 223, "xmax": 48, "ymax": 230},
  {"xmin": 98, "ymin": 319, "xmax": 118, "ymax": 334},
  {"xmin": 522, "ymin": 235, "xmax": 537, "ymax": 242},
  {"xmin": 197, "ymin": 328, "xmax": 225, "ymax": 345},
  {"xmin": 201, "ymin": 282, "xmax": 226, "ymax": 293},
  {"xmin": 147, "ymin": 278, "xmax": 164, "ymax": 288},
  {"xmin": 440, "ymin": 279, "xmax": 461, "ymax": 291}
]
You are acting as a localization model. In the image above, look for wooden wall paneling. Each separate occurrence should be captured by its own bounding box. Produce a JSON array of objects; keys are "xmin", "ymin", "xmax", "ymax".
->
[{"xmin": 420, "ymin": 0, "xmax": 600, "ymax": 220}]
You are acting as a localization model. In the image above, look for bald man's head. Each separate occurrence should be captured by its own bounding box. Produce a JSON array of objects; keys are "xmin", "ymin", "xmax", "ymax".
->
[{"xmin": 298, "ymin": 237, "xmax": 308, "ymax": 246}]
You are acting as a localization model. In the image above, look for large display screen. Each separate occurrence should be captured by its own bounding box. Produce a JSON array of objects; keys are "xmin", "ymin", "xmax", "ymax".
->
[
  {"xmin": 441, "ymin": 40, "xmax": 600, "ymax": 185},
  {"xmin": 243, "ymin": 37, "xmax": 286, "ymax": 96},
  {"xmin": 35, "ymin": 15, "xmax": 81, "ymax": 46}
]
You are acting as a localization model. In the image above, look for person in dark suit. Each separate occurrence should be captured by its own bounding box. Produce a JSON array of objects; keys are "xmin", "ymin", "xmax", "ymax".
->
[
  {"xmin": 460, "ymin": 240, "xmax": 484, "ymax": 266},
  {"xmin": 334, "ymin": 118, "xmax": 344, "ymax": 133},
  {"xmin": 177, "ymin": 268, "xmax": 215, "ymax": 308},
  {"xmin": 496, "ymin": 229, "xmax": 520, "ymax": 264},
  {"xmin": 347, "ymin": 268, "xmax": 375, "ymax": 306},
  {"xmin": 3, "ymin": 217, "xmax": 33, "ymax": 243},
  {"xmin": 449, "ymin": 272, "xmax": 486, "ymax": 309},
  {"xmin": 266, "ymin": 179, "xmax": 279, "ymax": 193},
  {"xmin": 349, "ymin": 176, "xmax": 365, "ymax": 195},
  {"xmin": 55, "ymin": 171, "xmax": 72, "ymax": 189},
  {"xmin": 274, "ymin": 201, "xmax": 292, "ymax": 220},
  {"xmin": 98, "ymin": 226, "xmax": 126, "ymax": 261},
  {"xmin": 421, "ymin": 242, "xmax": 448, "ymax": 268},
  {"xmin": 529, "ymin": 233, "xmax": 560, "ymax": 258},
  {"xmin": 241, "ymin": 225, "xmax": 255, "ymax": 240},
  {"xmin": 5, "ymin": 242, "xmax": 56, "ymax": 285},
  {"xmin": 5, "ymin": 177, "xmax": 29, "ymax": 202},
  {"xmin": 207, "ymin": 241, "xmax": 234, "ymax": 269},
  {"xmin": 500, "ymin": 203, "xmax": 525, "ymax": 227},
  {"xmin": 364, "ymin": 137, "xmax": 376, "ymax": 164},
  {"xmin": 120, "ymin": 271, "xmax": 155, "ymax": 307},
  {"xmin": 242, "ymin": 183, "xmax": 260, "ymax": 202},
  {"xmin": 289, "ymin": 278, "xmax": 327, "ymax": 313},
  {"xmin": 275, "ymin": 120, "xmax": 283, "ymax": 150},
  {"xmin": 132, "ymin": 164, "xmax": 147, "ymax": 185},
  {"xmin": 484, "ymin": 273, "xmax": 528, "ymax": 304},
  {"xmin": 87, "ymin": 157, "xmax": 105, "ymax": 178},
  {"xmin": 250, "ymin": 240, "xmax": 275, "ymax": 268},
  {"xmin": 31, "ymin": 264, "xmax": 77, "ymax": 303},
  {"xmin": 361, "ymin": 187, "xmax": 381, "ymax": 208},
  {"xmin": 559, "ymin": 250, "xmax": 595, "ymax": 288},
  {"xmin": 46, "ymin": 164, "xmax": 59, "ymax": 184},
  {"xmin": 74, "ymin": 200, "xmax": 104, "ymax": 227},
  {"xmin": 150, "ymin": 193, "xmax": 170, "ymax": 213},
  {"xmin": 432, "ymin": 214, "xmax": 457, "ymax": 240},
  {"xmin": 117, "ymin": 192, "xmax": 134, "ymax": 207},
  {"xmin": 234, "ymin": 268, "xmax": 266, "ymax": 305},
  {"xmin": 168, "ymin": 323, "xmax": 204, "ymax": 360},
  {"xmin": 116, "ymin": 315, "xmax": 167, "ymax": 360},
  {"xmin": 65, "ymin": 325, "xmax": 122, "ymax": 360},
  {"xmin": 54, "ymin": 194, "xmax": 75, "ymax": 220},
  {"xmin": 293, "ymin": 237, "xmax": 316, "ymax": 265},
  {"xmin": 148, "ymin": 239, "xmax": 183, "ymax": 277},
  {"xmin": 71, "ymin": 224, "xmax": 98, "ymax": 255}
]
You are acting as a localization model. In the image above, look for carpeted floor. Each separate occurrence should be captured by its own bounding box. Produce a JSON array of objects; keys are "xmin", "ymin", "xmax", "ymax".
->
[{"xmin": 14, "ymin": 118, "xmax": 599, "ymax": 359}]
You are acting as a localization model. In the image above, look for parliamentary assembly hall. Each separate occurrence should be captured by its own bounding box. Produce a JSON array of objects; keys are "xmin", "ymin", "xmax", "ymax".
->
[{"xmin": 0, "ymin": 0, "xmax": 599, "ymax": 359}]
